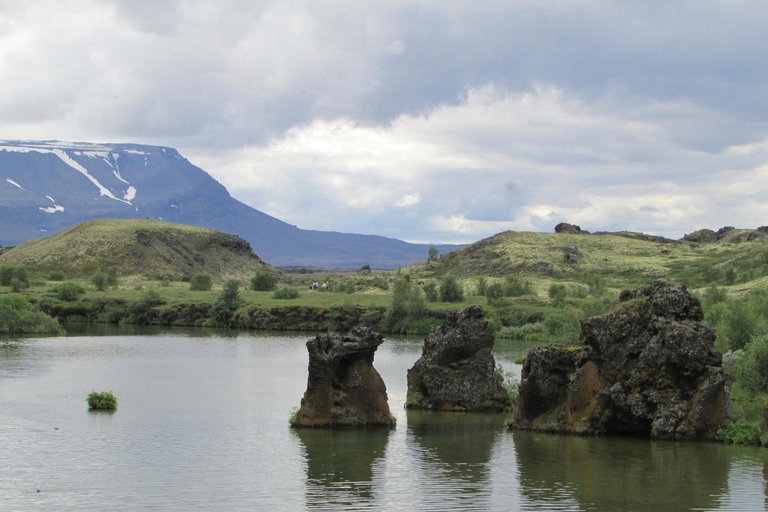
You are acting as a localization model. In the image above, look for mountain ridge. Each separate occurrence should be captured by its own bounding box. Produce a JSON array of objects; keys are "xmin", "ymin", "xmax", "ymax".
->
[{"xmin": 0, "ymin": 140, "xmax": 461, "ymax": 268}]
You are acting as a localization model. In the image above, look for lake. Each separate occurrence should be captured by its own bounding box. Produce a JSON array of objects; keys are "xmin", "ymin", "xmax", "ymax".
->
[{"xmin": 1, "ymin": 326, "xmax": 766, "ymax": 511}]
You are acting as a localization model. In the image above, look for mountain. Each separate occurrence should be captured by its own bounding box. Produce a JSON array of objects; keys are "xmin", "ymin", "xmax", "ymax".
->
[
  {"xmin": 0, "ymin": 140, "xmax": 460, "ymax": 268},
  {"xmin": 0, "ymin": 218, "xmax": 274, "ymax": 281}
]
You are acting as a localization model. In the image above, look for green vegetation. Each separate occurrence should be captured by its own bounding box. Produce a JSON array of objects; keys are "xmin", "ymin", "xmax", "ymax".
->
[
  {"xmin": 440, "ymin": 276, "xmax": 464, "ymax": 302},
  {"xmin": 87, "ymin": 391, "xmax": 118, "ymax": 411},
  {"xmin": 251, "ymin": 271, "xmax": 278, "ymax": 291},
  {"xmin": 0, "ymin": 294, "xmax": 63, "ymax": 334},
  {"xmin": 273, "ymin": 286, "xmax": 300, "ymax": 299},
  {"xmin": 92, "ymin": 272, "xmax": 108, "ymax": 291},
  {"xmin": 190, "ymin": 273, "xmax": 213, "ymax": 291},
  {"xmin": 210, "ymin": 279, "xmax": 242, "ymax": 326}
]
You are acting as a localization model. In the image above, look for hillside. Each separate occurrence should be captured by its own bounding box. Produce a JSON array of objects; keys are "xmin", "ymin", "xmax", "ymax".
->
[
  {"xmin": 0, "ymin": 140, "xmax": 460, "ymax": 268},
  {"xmin": 0, "ymin": 218, "xmax": 275, "ymax": 281},
  {"xmin": 410, "ymin": 226, "xmax": 768, "ymax": 291}
]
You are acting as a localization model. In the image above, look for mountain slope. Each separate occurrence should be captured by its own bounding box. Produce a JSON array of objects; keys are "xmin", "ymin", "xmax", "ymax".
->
[
  {"xmin": 0, "ymin": 140, "xmax": 460, "ymax": 268},
  {"xmin": 0, "ymin": 218, "xmax": 274, "ymax": 281}
]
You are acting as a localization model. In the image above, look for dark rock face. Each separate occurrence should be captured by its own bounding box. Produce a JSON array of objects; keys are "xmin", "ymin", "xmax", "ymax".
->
[
  {"xmin": 406, "ymin": 306, "xmax": 509, "ymax": 412},
  {"xmin": 512, "ymin": 280, "xmax": 729, "ymax": 440},
  {"xmin": 554, "ymin": 222, "xmax": 588, "ymax": 234},
  {"xmin": 293, "ymin": 327, "xmax": 395, "ymax": 427}
]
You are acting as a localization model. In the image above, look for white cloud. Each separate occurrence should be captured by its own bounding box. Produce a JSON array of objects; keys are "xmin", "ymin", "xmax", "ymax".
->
[{"xmin": 394, "ymin": 193, "xmax": 421, "ymax": 208}]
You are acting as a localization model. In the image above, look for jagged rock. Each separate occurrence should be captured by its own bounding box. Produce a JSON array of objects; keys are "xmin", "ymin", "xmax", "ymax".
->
[
  {"xmin": 511, "ymin": 280, "xmax": 730, "ymax": 440},
  {"xmin": 682, "ymin": 226, "xmax": 734, "ymax": 243},
  {"xmin": 293, "ymin": 327, "xmax": 395, "ymax": 427},
  {"xmin": 554, "ymin": 222, "xmax": 589, "ymax": 234},
  {"xmin": 406, "ymin": 306, "xmax": 509, "ymax": 412}
]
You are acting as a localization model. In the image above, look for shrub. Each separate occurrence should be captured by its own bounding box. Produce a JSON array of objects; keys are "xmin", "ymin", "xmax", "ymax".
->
[
  {"xmin": 273, "ymin": 287, "xmax": 300, "ymax": 299},
  {"xmin": 544, "ymin": 308, "xmax": 581, "ymax": 343},
  {"xmin": 49, "ymin": 282, "xmax": 86, "ymax": 301},
  {"xmin": 408, "ymin": 287, "xmax": 427, "ymax": 320},
  {"xmin": 486, "ymin": 282, "xmax": 505, "ymax": 305},
  {"xmin": 0, "ymin": 266, "xmax": 29, "ymax": 288},
  {"xmin": 476, "ymin": 277, "xmax": 488, "ymax": 297},
  {"xmin": 48, "ymin": 271, "xmax": 65, "ymax": 281},
  {"xmin": 190, "ymin": 273, "xmax": 213, "ymax": 291},
  {"xmin": 496, "ymin": 364, "xmax": 518, "ymax": 410},
  {"xmin": 548, "ymin": 283, "xmax": 567, "ymax": 306},
  {"xmin": 106, "ymin": 267, "xmax": 119, "ymax": 287},
  {"xmin": 86, "ymin": 391, "xmax": 118, "ymax": 411},
  {"xmin": 505, "ymin": 276, "xmax": 531, "ymax": 297},
  {"xmin": 125, "ymin": 289, "xmax": 161, "ymax": 325},
  {"xmin": 440, "ymin": 276, "xmax": 464, "ymax": 302},
  {"xmin": 10, "ymin": 277, "xmax": 27, "ymax": 292},
  {"xmin": 735, "ymin": 334, "xmax": 768, "ymax": 392},
  {"xmin": 92, "ymin": 272, "xmax": 108, "ymax": 291},
  {"xmin": 585, "ymin": 274, "xmax": 606, "ymax": 296},
  {"xmin": 720, "ymin": 300, "xmax": 760, "ymax": 351},
  {"xmin": 717, "ymin": 420, "xmax": 761, "ymax": 445},
  {"xmin": 724, "ymin": 267, "xmax": 737, "ymax": 285},
  {"xmin": 422, "ymin": 282, "xmax": 438, "ymax": 302},
  {"xmin": 428, "ymin": 246, "xmax": 439, "ymax": 261},
  {"xmin": 251, "ymin": 271, "xmax": 278, "ymax": 291},
  {"xmin": 0, "ymin": 295, "xmax": 62, "ymax": 334},
  {"xmin": 209, "ymin": 281, "xmax": 242, "ymax": 326},
  {"xmin": 372, "ymin": 276, "xmax": 389, "ymax": 290}
]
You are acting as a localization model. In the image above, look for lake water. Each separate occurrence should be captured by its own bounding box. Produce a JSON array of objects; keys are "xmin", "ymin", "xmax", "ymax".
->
[{"xmin": 1, "ymin": 326, "xmax": 767, "ymax": 511}]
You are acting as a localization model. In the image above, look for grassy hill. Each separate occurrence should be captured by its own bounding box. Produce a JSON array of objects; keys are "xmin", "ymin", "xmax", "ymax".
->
[
  {"xmin": 409, "ymin": 227, "xmax": 768, "ymax": 294},
  {"xmin": 0, "ymin": 218, "xmax": 275, "ymax": 281}
]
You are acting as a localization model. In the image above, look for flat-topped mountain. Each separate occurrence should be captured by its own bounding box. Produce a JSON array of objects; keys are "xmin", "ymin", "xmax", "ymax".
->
[
  {"xmin": 0, "ymin": 140, "xmax": 459, "ymax": 268},
  {"xmin": 0, "ymin": 218, "xmax": 274, "ymax": 281}
]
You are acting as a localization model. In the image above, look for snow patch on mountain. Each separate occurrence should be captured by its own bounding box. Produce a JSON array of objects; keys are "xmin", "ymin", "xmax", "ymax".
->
[
  {"xmin": 6, "ymin": 178, "xmax": 25, "ymax": 190},
  {"xmin": 40, "ymin": 195, "xmax": 64, "ymax": 214},
  {"xmin": 124, "ymin": 186, "xmax": 136, "ymax": 201},
  {"xmin": 51, "ymin": 149, "xmax": 132, "ymax": 205}
]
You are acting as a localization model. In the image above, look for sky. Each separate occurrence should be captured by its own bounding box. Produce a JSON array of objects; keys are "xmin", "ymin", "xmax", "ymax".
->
[{"xmin": 2, "ymin": 0, "xmax": 768, "ymax": 244}]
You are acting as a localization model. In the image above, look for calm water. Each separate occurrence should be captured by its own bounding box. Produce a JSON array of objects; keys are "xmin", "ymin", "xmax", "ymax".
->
[{"xmin": 1, "ymin": 327, "xmax": 767, "ymax": 511}]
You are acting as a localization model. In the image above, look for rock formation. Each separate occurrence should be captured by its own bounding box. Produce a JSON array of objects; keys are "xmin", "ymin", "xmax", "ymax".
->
[
  {"xmin": 406, "ymin": 306, "xmax": 510, "ymax": 412},
  {"xmin": 554, "ymin": 222, "xmax": 589, "ymax": 234},
  {"xmin": 293, "ymin": 327, "xmax": 395, "ymax": 427},
  {"xmin": 512, "ymin": 280, "xmax": 730, "ymax": 440}
]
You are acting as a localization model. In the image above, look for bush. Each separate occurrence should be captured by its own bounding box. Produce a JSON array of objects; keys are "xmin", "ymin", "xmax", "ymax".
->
[
  {"xmin": 48, "ymin": 271, "xmax": 65, "ymax": 281},
  {"xmin": 585, "ymin": 274, "xmax": 607, "ymax": 296},
  {"xmin": 92, "ymin": 272, "xmax": 108, "ymax": 291},
  {"xmin": 548, "ymin": 283, "xmax": 568, "ymax": 307},
  {"xmin": 125, "ymin": 289, "xmax": 161, "ymax": 325},
  {"xmin": 273, "ymin": 286, "xmax": 300, "ymax": 299},
  {"xmin": 190, "ymin": 273, "xmax": 213, "ymax": 291},
  {"xmin": 251, "ymin": 271, "xmax": 278, "ymax": 291},
  {"xmin": 422, "ymin": 282, "xmax": 438, "ymax": 302},
  {"xmin": 211, "ymin": 280, "xmax": 242, "ymax": 323},
  {"xmin": 440, "ymin": 276, "xmax": 464, "ymax": 303},
  {"xmin": 735, "ymin": 334, "xmax": 768, "ymax": 392},
  {"xmin": 721, "ymin": 301, "xmax": 760, "ymax": 351},
  {"xmin": 476, "ymin": 277, "xmax": 488, "ymax": 297},
  {"xmin": 49, "ymin": 282, "xmax": 86, "ymax": 301},
  {"xmin": 505, "ymin": 275, "xmax": 531, "ymax": 297},
  {"xmin": 87, "ymin": 391, "xmax": 118, "ymax": 411},
  {"xmin": 0, "ymin": 295, "xmax": 62, "ymax": 334},
  {"xmin": 372, "ymin": 276, "xmax": 389, "ymax": 290},
  {"xmin": 544, "ymin": 308, "xmax": 581, "ymax": 343},
  {"xmin": 0, "ymin": 266, "xmax": 29, "ymax": 287},
  {"xmin": 106, "ymin": 267, "xmax": 119, "ymax": 287},
  {"xmin": 486, "ymin": 282, "xmax": 505, "ymax": 305}
]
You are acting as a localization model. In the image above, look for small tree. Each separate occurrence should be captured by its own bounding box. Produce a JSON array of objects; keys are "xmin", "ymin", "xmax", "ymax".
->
[
  {"xmin": 440, "ymin": 276, "xmax": 464, "ymax": 302},
  {"xmin": 0, "ymin": 266, "xmax": 29, "ymax": 288},
  {"xmin": 251, "ymin": 271, "xmax": 278, "ymax": 291},
  {"xmin": 92, "ymin": 272, "xmax": 108, "ymax": 291},
  {"xmin": 476, "ymin": 277, "xmax": 488, "ymax": 297},
  {"xmin": 422, "ymin": 282, "xmax": 438, "ymax": 302},
  {"xmin": 106, "ymin": 267, "xmax": 119, "ymax": 287},
  {"xmin": 486, "ymin": 282, "xmax": 505, "ymax": 304},
  {"xmin": 428, "ymin": 246, "xmax": 439, "ymax": 261},
  {"xmin": 190, "ymin": 273, "xmax": 213, "ymax": 291},
  {"xmin": 210, "ymin": 279, "xmax": 242, "ymax": 326}
]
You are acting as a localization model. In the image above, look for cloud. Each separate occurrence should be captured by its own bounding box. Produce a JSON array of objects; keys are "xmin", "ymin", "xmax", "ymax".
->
[
  {"xmin": 394, "ymin": 193, "xmax": 421, "ymax": 208},
  {"xmin": 2, "ymin": 1, "xmax": 768, "ymax": 243}
]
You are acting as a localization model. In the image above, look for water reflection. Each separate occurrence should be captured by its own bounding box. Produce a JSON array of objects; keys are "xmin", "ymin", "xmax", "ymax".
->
[
  {"xmin": 513, "ymin": 431, "xmax": 731, "ymax": 511},
  {"xmin": 407, "ymin": 410, "xmax": 506, "ymax": 508},
  {"xmin": 293, "ymin": 428, "xmax": 392, "ymax": 510}
]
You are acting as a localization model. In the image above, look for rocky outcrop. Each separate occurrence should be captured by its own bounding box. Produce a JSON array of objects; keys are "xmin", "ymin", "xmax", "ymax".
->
[
  {"xmin": 406, "ymin": 306, "xmax": 510, "ymax": 412},
  {"xmin": 293, "ymin": 327, "xmax": 395, "ymax": 427},
  {"xmin": 512, "ymin": 280, "xmax": 730, "ymax": 440},
  {"xmin": 554, "ymin": 222, "xmax": 589, "ymax": 234}
]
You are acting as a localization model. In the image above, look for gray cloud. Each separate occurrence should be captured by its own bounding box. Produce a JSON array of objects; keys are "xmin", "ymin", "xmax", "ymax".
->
[{"xmin": 1, "ymin": 1, "xmax": 767, "ymax": 242}]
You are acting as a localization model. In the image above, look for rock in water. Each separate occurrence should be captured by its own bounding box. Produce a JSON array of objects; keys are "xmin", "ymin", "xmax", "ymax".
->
[
  {"xmin": 511, "ymin": 280, "xmax": 730, "ymax": 440},
  {"xmin": 293, "ymin": 327, "xmax": 395, "ymax": 427},
  {"xmin": 406, "ymin": 306, "xmax": 510, "ymax": 412}
]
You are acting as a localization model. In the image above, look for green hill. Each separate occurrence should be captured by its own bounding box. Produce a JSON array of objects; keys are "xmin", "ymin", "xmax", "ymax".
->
[
  {"xmin": 411, "ymin": 227, "xmax": 768, "ymax": 292},
  {"xmin": 0, "ymin": 219, "xmax": 275, "ymax": 281}
]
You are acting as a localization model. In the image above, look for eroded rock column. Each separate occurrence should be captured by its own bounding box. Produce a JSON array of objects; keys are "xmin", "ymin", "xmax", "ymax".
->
[{"xmin": 293, "ymin": 327, "xmax": 395, "ymax": 427}]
